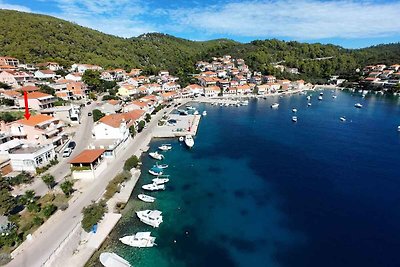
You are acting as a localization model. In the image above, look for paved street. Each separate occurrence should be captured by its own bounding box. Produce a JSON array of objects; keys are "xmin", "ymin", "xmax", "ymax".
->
[
  {"xmin": 7, "ymin": 105, "xmax": 177, "ymax": 267},
  {"xmin": 12, "ymin": 103, "xmax": 95, "ymax": 197}
]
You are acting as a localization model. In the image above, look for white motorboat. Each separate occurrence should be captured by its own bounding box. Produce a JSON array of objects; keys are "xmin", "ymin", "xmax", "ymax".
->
[
  {"xmin": 186, "ymin": 105, "xmax": 196, "ymax": 110},
  {"xmin": 152, "ymin": 177, "xmax": 169, "ymax": 185},
  {"xmin": 119, "ymin": 232, "xmax": 156, "ymax": 248},
  {"xmin": 355, "ymin": 103, "xmax": 363, "ymax": 108},
  {"xmin": 142, "ymin": 183, "xmax": 165, "ymax": 191},
  {"xmin": 158, "ymin": 144, "xmax": 172, "ymax": 151},
  {"xmin": 306, "ymin": 96, "xmax": 311, "ymax": 100},
  {"xmin": 136, "ymin": 210, "xmax": 163, "ymax": 228},
  {"xmin": 185, "ymin": 135, "xmax": 194, "ymax": 148},
  {"xmin": 292, "ymin": 108, "xmax": 297, "ymax": 113},
  {"xmin": 307, "ymin": 102, "xmax": 312, "ymax": 106},
  {"xmin": 100, "ymin": 252, "xmax": 131, "ymax": 267},
  {"xmin": 149, "ymin": 152, "xmax": 164, "ymax": 160},
  {"xmin": 179, "ymin": 136, "xmax": 184, "ymax": 142},
  {"xmin": 138, "ymin": 194, "xmax": 156, "ymax": 203},
  {"xmin": 241, "ymin": 100, "xmax": 249, "ymax": 106},
  {"xmin": 332, "ymin": 95, "xmax": 337, "ymax": 99},
  {"xmin": 397, "ymin": 126, "xmax": 400, "ymax": 132},
  {"xmin": 271, "ymin": 103, "xmax": 279, "ymax": 108},
  {"xmin": 318, "ymin": 96, "xmax": 323, "ymax": 100},
  {"xmin": 202, "ymin": 110, "xmax": 207, "ymax": 116},
  {"xmin": 320, "ymin": 92, "xmax": 324, "ymax": 96},
  {"xmin": 154, "ymin": 163, "xmax": 168, "ymax": 169},
  {"xmin": 340, "ymin": 117, "xmax": 346, "ymax": 122},
  {"xmin": 292, "ymin": 116, "xmax": 298, "ymax": 122},
  {"xmin": 148, "ymin": 166, "xmax": 163, "ymax": 176},
  {"xmin": 193, "ymin": 110, "xmax": 199, "ymax": 115}
]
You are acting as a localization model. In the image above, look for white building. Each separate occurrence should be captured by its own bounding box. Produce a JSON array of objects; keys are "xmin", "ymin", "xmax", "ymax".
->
[{"xmin": 8, "ymin": 144, "xmax": 56, "ymax": 173}]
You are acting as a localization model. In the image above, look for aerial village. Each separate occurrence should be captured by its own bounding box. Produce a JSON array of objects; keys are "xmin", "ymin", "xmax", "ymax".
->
[{"xmin": 0, "ymin": 53, "xmax": 342, "ymax": 263}]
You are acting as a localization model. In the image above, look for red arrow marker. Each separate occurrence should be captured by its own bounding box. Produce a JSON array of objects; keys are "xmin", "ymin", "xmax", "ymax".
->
[{"xmin": 23, "ymin": 91, "xmax": 31, "ymax": 120}]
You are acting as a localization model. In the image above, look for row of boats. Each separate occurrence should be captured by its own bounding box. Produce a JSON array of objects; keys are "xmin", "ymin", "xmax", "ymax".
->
[
  {"xmin": 114, "ymin": 143, "xmax": 176, "ymax": 254},
  {"xmin": 177, "ymin": 105, "xmax": 207, "ymax": 116}
]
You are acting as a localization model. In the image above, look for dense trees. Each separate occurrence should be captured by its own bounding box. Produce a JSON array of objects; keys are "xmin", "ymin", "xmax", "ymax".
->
[
  {"xmin": 92, "ymin": 109, "xmax": 105, "ymax": 122},
  {"xmin": 1, "ymin": 10, "xmax": 400, "ymax": 84},
  {"xmin": 81, "ymin": 201, "xmax": 107, "ymax": 232}
]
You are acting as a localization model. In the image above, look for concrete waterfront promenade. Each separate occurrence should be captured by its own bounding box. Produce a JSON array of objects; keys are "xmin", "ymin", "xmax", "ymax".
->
[
  {"xmin": 7, "ymin": 105, "xmax": 178, "ymax": 267},
  {"xmin": 152, "ymin": 114, "xmax": 201, "ymax": 138}
]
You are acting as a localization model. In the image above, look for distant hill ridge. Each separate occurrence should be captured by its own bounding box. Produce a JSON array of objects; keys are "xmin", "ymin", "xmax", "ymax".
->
[{"xmin": 1, "ymin": 9, "xmax": 400, "ymax": 83}]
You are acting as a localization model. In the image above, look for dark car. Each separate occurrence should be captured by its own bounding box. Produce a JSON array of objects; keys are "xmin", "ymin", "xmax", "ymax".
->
[
  {"xmin": 88, "ymin": 112, "xmax": 92, "ymax": 116},
  {"xmin": 68, "ymin": 141, "xmax": 76, "ymax": 149}
]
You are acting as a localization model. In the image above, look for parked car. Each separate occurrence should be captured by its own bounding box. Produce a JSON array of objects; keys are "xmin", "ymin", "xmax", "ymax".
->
[
  {"xmin": 62, "ymin": 148, "xmax": 73, "ymax": 158},
  {"xmin": 88, "ymin": 112, "xmax": 92, "ymax": 116},
  {"xmin": 67, "ymin": 141, "xmax": 76, "ymax": 149}
]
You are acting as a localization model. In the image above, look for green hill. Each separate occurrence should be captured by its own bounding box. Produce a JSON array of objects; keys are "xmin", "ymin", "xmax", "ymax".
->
[{"xmin": 1, "ymin": 9, "xmax": 400, "ymax": 84}]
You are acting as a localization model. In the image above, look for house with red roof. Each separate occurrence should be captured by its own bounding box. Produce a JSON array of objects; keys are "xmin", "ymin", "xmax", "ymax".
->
[
  {"xmin": 0, "ymin": 57, "xmax": 19, "ymax": 67},
  {"xmin": 18, "ymin": 92, "xmax": 56, "ymax": 110},
  {"xmin": 5, "ymin": 114, "xmax": 66, "ymax": 147},
  {"xmin": 0, "ymin": 71, "xmax": 18, "ymax": 87},
  {"xmin": 69, "ymin": 149, "xmax": 107, "ymax": 179},
  {"xmin": 204, "ymin": 86, "xmax": 221, "ymax": 97},
  {"xmin": 36, "ymin": 62, "xmax": 62, "ymax": 71},
  {"xmin": 92, "ymin": 110, "xmax": 145, "ymax": 140}
]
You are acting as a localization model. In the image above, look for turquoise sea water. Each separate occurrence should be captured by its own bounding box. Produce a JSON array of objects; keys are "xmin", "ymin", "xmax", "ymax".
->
[{"xmin": 97, "ymin": 89, "xmax": 400, "ymax": 267}]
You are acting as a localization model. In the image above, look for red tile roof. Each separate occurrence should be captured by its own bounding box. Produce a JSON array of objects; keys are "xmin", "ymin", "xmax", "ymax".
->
[
  {"xmin": 16, "ymin": 114, "xmax": 56, "ymax": 127},
  {"xmin": 24, "ymin": 92, "xmax": 53, "ymax": 99},
  {"xmin": 69, "ymin": 149, "xmax": 105, "ymax": 164}
]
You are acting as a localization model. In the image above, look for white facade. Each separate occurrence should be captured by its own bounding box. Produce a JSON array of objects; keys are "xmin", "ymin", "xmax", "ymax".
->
[
  {"xmin": 92, "ymin": 121, "xmax": 129, "ymax": 141},
  {"xmin": 34, "ymin": 70, "xmax": 56, "ymax": 79},
  {"xmin": 9, "ymin": 144, "xmax": 56, "ymax": 173}
]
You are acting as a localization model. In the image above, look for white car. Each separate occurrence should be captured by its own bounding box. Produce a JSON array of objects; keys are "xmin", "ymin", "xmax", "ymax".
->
[{"xmin": 62, "ymin": 148, "xmax": 72, "ymax": 157}]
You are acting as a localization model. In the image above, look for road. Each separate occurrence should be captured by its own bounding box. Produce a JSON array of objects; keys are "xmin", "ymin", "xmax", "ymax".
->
[
  {"xmin": 7, "ymin": 105, "xmax": 177, "ymax": 267},
  {"xmin": 12, "ymin": 103, "xmax": 95, "ymax": 197}
]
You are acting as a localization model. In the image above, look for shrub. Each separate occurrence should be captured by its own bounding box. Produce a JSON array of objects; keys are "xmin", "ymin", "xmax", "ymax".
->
[
  {"xmin": 123, "ymin": 156, "xmax": 139, "ymax": 171},
  {"xmin": 92, "ymin": 109, "xmax": 105, "ymax": 122},
  {"xmin": 60, "ymin": 180, "xmax": 74, "ymax": 196},
  {"xmin": 42, "ymin": 204, "xmax": 57, "ymax": 218},
  {"xmin": 81, "ymin": 201, "xmax": 107, "ymax": 232},
  {"xmin": 32, "ymin": 216, "xmax": 44, "ymax": 226},
  {"xmin": 103, "ymin": 171, "xmax": 131, "ymax": 201},
  {"xmin": 41, "ymin": 174, "xmax": 55, "ymax": 189}
]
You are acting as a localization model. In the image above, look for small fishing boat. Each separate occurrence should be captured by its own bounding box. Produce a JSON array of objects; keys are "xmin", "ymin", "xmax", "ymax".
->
[
  {"xmin": 354, "ymin": 103, "xmax": 363, "ymax": 108},
  {"xmin": 340, "ymin": 117, "xmax": 346, "ymax": 122},
  {"xmin": 397, "ymin": 126, "xmax": 400, "ymax": 132},
  {"xmin": 136, "ymin": 210, "xmax": 163, "ymax": 228},
  {"xmin": 318, "ymin": 96, "xmax": 323, "ymax": 100},
  {"xmin": 202, "ymin": 110, "xmax": 207, "ymax": 116},
  {"xmin": 193, "ymin": 110, "xmax": 199, "ymax": 115},
  {"xmin": 320, "ymin": 92, "xmax": 324, "ymax": 96},
  {"xmin": 185, "ymin": 135, "xmax": 194, "ymax": 148},
  {"xmin": 271, "ymin": 103, "xmax": 279, "ymax": 108},
  {"xmin": 138, "ymin": 194, "xmax": 156, "ymax": 203},
  {"xmin": 158, "ymin": 144, "xmax": 172, "ymax": 151},
  {"xmin": 332, "ymin": 95, "xmax": 337, "ymax": 99},
  {"xmin": 306, "ymin": 96, "xmax": 311, "ymax": 100},
  {"xmin": 142, "ymin": 183, "xmax": 165, "ymax": 191},
  {"xmin": 152, "ymin": 177, "xmax": 169, "ymax": 185},
  {"xmin": 154, "ymin": 163, "xmax": 168, "ymax": 169},
  {"xmin": 149, "ymin": 152, "xmax": 164, "ymax": 160},
  {"xmin": 148, "ymin": 166, "xmax": 163, "ymax": 176},
  {"xmin": 292, "ymin": 116, "xmax": 298, "ymax": 122},
  {"xmin": 307, "ymin": 102, "xmax": 312, "ymax": 107},
  {"xmin": 179, "ymin": 136, "xmax": 184, "ymax": 142},
  {"xmin": 186, "ymin": 105, "xmax": 196, "ymax": 110},
  {"xmin": 292, "ymin": 108, "xmax": 297, "ymax": 113},
  {"xmin": 119, "ymin": 232, "xmax": 156, "ymax": 248},
  {"xmin": 100, "ymin": 252, "xmax": 131, "ymax": 267}
]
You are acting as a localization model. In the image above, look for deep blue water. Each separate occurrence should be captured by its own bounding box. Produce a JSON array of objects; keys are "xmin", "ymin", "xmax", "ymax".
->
[{"xmin": 102, "ymin": 89, "xmax": 400, "ymax": 267}]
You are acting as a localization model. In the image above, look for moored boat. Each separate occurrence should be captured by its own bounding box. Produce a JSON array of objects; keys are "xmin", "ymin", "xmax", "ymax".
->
[
  {"xmin": 292, "ymin": 116, "xmax": 298, "ymax": 122},
  {"xmin": 398, "ymin": 126, "xmax": 400, "ymax": 132},
  {"xmin": 318, "ymin": 96, "xmax": 323, "ymax": 100},
  {"xmin": 158, "ymin": 144, "xmax": 172, "ymax": 151},
  {"xmin": 148, "ymin": 166, "xmax": 163, "ymax": 176},
  {"xmin": 136, "ymin": 210, "xmax": 163, "ymax": 228},
  {"xmin": 119, "ymin": 232, "xmax": 156, "ymax": 248},
  {"xmin": 185, "ymin": 135, "xmax": 194, "ymax": 148},
  {"xmin": 292, "ymin": 108, "xmax": 297, "ymax": 113},
  {"xmin": 152, "ymin": 177, "xmax": 169, "ymax": 184},
  {"xmin": 142, "ymin": 183, "xmax": 165, "ymax": 191},
  {"xmin": 138, "ymin": 194, "xmax": 156, "ymax": 203},
  {"xmin": 154, "ymin": 163, "xmax": 168, "ymax": 169},
  {"xmin": 340, "ymin": 117, "xmax": 346, "ymax": 122},
  {"xmin": 202, "ymin": 110, "xmax": 207, "ymax": 116},
  {"xmin": 271, "ymin": 103, "xmax": 279, "ymax": 108},
  {"xmin": 193, "ymin": 110, "xmax": 199, "ymax": 115},
  {"xmin": 179, "ymin": 136, "xmax": 184, "ymax": 142},
  {"xmin": 99, "ymin": 252, "xmax": 131, "ymax": 267},
  {"xmin": 354, "ymin": 103, "xmax": 363, "ymax": 108},
  {"xmin": 149, "ymin": 152, "xmax": 164, "ymax": 160},
  {"xmin": 307, "ymin": 102, "xmax": 312, "ymax": 106}
]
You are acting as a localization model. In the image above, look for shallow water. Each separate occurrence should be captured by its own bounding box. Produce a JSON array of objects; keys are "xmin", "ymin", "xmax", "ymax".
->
[{"xmin": 99, "ymin": 90, "xmax": 400, "ymax": 267}]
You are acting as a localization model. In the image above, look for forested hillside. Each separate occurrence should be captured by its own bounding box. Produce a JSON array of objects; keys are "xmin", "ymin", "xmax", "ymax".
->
[{"xmin": 1, "ymin": 10, "xmax": 400, "ymax": 83}]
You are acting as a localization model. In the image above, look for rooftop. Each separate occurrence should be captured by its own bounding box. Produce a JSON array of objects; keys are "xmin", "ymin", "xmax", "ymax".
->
[{"xmin": 69, "ymin": 149, "xmax": 105, "ymax": 164}]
